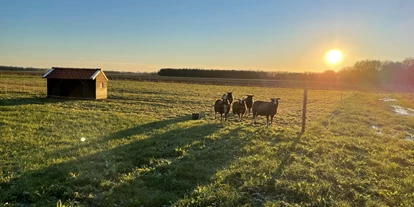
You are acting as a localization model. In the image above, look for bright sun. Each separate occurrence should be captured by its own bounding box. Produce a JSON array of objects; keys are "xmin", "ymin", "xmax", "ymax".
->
[{"xmin": 325, "ymin": 49, "xmax": 343, "ymax": 64}]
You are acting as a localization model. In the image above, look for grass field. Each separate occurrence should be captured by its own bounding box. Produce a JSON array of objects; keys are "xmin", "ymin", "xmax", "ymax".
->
[{"xmin": 1, "ymin": 74, "xmax": 414, "ymax": 206}]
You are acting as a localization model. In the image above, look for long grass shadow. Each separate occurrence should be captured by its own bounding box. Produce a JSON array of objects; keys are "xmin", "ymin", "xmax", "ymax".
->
[
  {"xmin": 212, "ymin": 131, "xmax": 304, "ymax": 206},
  {"xmin": 271, "ymin": 133, "xmax": 303, "ymax": 180},
  {"xmin": 45, "ymin": 115, "xmax": 189, "ymax": 159},
  {"xmin": 0, "ymin": 122, "xmax": 243, "ymax": 206},
  {"xmin": 0, "ymin": 97, "xmax": 73, "ymax": 107},
  {"xmin": 97, "ymin": 126, "xmax": 245, "ymax": 206},
  {"xmin": 253, "ymin": 133, "xmax": 305, "ymax": 206}
]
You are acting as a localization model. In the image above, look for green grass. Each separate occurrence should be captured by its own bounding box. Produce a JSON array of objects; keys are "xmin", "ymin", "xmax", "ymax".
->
[{"xmin": 1, "ymin": 74, "xmax": 414, "ymax": 206}]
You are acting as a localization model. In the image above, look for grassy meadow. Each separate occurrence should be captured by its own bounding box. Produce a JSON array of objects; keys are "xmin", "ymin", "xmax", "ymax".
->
[{"xmin": 1, "ymin": 74, "xmax": 414, "ymax": 206}]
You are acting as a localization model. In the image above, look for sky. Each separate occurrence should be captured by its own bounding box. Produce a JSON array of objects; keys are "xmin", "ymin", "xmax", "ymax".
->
[{"xmin": 1, "ymin": 0, "xmax": 413, "ymax": 72}]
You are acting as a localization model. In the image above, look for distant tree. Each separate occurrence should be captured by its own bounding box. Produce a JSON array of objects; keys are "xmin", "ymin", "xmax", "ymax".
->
[
  {"xmin": 402, "ymin": 57, "xmax": 414, "ymax": 69},
  {"xmin": 353, "ymin": 60, "xmax": 381, "ymax": 84},
  {"xmin": 337, "ymin": 66, "xmax": 354, "ymax": 83},
  {"xmin": 402, "ymin": 57, "xmax": 414, "ymax": 85},
  {"xmin": 319, "ymin": 70, "xmax": 337, "ymax": 82},
  {"xmin": 378, "ymin": 61, "xmax": 403, "ymax": 85}
]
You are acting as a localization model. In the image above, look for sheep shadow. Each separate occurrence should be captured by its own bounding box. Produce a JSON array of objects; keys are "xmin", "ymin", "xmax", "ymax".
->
[
  {"xmin": 270, "ymin": 132, "xmax": 302, "ymax": 180},
  {"xmin": 214, "ymin": 131, "xmax": 305, "ymax": 206},
  {"xmin": 0, "ymin": 97, "xmax": 73, "ymax": 107},
  {"xmin": 0, "ymin": 121, "xmax": 244, "ymax": 206},
  {"xmin": 260, "ymin": 132, "xmax": 304, "ymax": 205},
  {"xmin": 98, "ymin": 126, "xmax": 246, "ymax": 206}
]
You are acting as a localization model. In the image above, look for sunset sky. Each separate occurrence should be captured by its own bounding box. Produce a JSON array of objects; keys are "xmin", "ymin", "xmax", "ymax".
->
[{"xmin": 1, "ymin": 0, "xmax": 413, "ymax": 72}]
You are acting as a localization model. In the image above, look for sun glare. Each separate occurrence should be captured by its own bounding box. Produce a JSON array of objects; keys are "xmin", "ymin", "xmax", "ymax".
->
[{"xmin": 325, "ymin": 49, "xmax": 343, "ymax": 64}]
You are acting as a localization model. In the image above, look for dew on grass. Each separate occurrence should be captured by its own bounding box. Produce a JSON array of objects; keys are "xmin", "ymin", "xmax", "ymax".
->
[{"xmin": 80, "ymin": 137, "xmax": 86, "ymax": 142}]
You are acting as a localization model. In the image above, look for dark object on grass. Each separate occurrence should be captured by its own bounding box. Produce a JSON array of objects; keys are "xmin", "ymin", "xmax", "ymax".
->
[{"xmin": 192, "ymin": 113, "xmax": 200, "ymax": 120}]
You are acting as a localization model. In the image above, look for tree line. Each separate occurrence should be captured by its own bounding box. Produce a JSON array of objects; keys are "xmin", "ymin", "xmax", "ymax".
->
[
  {"xmin": 0, "ymin": 66, "xmax": 48, "ymax": 71},
  {"xmin": 3, "ymin": 57, "xmax": 414, "ymax": 87},
  {"xmin": 158, "ymin": 57, "xmax": 414, "ymax": 86}
]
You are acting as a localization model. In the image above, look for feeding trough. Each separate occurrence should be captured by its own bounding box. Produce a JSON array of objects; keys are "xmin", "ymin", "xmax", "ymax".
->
[{"xmin": 191, "ymin": 113, "xmax": 200, "ymax": 120}]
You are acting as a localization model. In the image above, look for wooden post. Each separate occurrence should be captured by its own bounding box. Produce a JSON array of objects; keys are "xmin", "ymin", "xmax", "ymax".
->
[{"xmin": 301, "ymin": 88, "xmax": 308, "ymax": 133}]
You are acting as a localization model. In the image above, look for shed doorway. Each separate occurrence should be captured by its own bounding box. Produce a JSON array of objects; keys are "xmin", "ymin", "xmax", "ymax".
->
[{"xmin": 60, "ymin": 80, "xmax": 84, "ymax": 97}]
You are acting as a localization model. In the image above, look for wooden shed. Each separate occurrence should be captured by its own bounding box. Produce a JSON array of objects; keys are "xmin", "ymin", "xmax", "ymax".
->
[{"xmin": 42, "ymin": 67, "xmax": 108, "ymax": 99}]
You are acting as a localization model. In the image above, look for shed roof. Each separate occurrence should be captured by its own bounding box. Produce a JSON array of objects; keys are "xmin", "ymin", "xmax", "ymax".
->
[{"xmin": 42, "ymin": 67, "xmax": 108, "ymax": 80}]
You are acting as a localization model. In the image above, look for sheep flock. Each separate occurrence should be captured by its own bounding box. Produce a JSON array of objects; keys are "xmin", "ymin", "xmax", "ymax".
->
[{"xmin": 213, "ymin": 92, "xmax": 280, "ymax": 126}]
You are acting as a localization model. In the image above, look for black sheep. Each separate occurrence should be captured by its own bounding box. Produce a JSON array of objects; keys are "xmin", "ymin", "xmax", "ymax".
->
[
  {"xmin": 226, "ymin": 92, "xmax": 234, "ymax": 105},
  {"xmin": 214, "ymin": 94, "xmax": 231, "ymax": 122},
  {"xmin": 232, "ymin": 98, "xmax": 247, "ymax": 122},
  {"xmin": 244, "ymin": 95, "xmax": 254, "ymax": 116},
  {"xmin": 252, "ymin": 98, "xmax": 280, "ymax": 126}
]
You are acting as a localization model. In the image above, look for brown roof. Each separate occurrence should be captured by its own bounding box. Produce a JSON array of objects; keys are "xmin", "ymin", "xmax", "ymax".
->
[{"xmin": 43, "ymin": 67, "xmax": 103, "ymax": 80}]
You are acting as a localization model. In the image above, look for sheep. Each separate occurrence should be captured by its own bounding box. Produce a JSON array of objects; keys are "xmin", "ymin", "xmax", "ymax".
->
[
  {"xmin": 252, "ymin": 98, "xmax": 280, "ymax": 126},
  {"xmin": 226, "ymin": 92, "xmax": 234, "ymax": 105},
  {"xmin": 232, "ymin": 98, "xmax": 247, "ymax": 122},
  {"xmin": 214, "ymin": 94, "xmax": 231, "ymax": 122},
  {"xmin": 244, "ymin": 95, "xmax": 254, "ymax": 116}
]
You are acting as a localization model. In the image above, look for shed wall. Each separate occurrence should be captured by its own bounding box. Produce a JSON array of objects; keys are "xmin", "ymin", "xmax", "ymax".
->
[{"xmin": 95, "ymin": 73, "xmax": 108, "ymax": 99}]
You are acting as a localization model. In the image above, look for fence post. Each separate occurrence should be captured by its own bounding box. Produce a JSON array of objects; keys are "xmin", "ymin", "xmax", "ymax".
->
[{"xmin": 301, "ymin": 88, "xmax": 308, "ymax": 133}]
